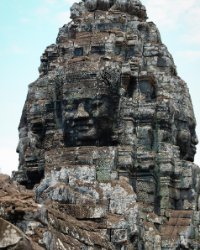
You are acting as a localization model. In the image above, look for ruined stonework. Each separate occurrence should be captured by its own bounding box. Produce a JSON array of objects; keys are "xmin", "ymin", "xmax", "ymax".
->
[{"xmin": 1, "ymin": 0, "xmax": 199, "ymax": 249}]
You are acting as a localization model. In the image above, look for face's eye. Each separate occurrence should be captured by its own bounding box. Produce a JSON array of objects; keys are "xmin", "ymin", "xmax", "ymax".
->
[
  {"xmin": 92, "ymin": 103, "xmax": 98, "ymax": 110},
  {"xmin": 92, "ymin": 100, "xmax": 103, "ymax": 109},
  {"xmin": 63, "ymin": 100, "xmax": 77, "ymax": 111},
  {"xmin": 65, "ymin": 104, "xmax": 74, "ymax": 111}
]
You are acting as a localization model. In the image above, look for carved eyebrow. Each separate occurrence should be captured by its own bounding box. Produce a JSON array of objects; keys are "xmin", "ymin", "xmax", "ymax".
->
[
  {"xmin": 92, "ymin": 100, "xmax": 104, "ymax": 106},
  {"xmin": 63, "ymin": 98, "xmax": 92, "ymax": 104}
]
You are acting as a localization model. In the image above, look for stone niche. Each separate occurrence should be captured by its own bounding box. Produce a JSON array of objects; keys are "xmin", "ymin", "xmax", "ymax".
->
[{"xmin": 131, "ymin": 171, "xmax": 158, "ymax": 210}]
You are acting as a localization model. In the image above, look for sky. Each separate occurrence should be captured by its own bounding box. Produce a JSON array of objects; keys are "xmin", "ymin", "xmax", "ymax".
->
[{"xmin": 0, "ymin": 0, "xmax": 200, "ymax": 175}]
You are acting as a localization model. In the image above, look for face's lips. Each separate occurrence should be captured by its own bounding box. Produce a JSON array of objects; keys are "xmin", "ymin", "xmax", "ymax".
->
[
  {"xmin": 76, "ymin": 125, "xmax": 93, "ymax": 132},
  {"xmin": 191, "ymin": 145, "xmax": 196, "ymax": 154},
  {"xmin": 25, "ymin": 155, "xmax": 38, "ymax": 161},
  {"xmin": 67, "ymin": 119, "xmax": 96, "ymax": 135},
  {"xmin": 76, "ymin": 127, "xmax": 97, "ymax": 140},
  {"xmin": 71, "ymin": 118, "xmax": 94, "ymax": 128}
]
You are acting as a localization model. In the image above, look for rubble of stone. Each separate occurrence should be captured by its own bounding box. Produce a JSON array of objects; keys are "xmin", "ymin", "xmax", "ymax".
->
[{"xmin": 0, "ymin": 0, "xmax": 199, "ymax": 249}]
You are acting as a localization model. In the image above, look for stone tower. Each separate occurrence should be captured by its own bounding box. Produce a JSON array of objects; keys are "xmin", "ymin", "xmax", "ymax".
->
[{"xmin": 9, "ymin": 0, "xmax": 200, "ymax": 249}]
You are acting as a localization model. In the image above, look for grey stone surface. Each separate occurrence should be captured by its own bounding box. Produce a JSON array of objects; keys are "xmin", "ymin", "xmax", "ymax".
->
[{"xmin": 5, "ymin": 0, "xmax": 200, "ymax": 249}]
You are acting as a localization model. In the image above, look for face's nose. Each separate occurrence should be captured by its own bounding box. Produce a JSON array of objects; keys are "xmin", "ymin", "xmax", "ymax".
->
[
  {"xmin": 192, "ymin": 134, "xmax": 199, "ymax": 145},
  {"xmin": 74, "ymin": 103, "xmax": 89, "ymax": 119}
]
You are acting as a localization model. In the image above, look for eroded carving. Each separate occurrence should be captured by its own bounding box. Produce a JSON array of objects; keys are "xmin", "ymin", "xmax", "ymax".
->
[{"xmin": 11, "ymin": 0, "xmax": 200, "ymax": 249}]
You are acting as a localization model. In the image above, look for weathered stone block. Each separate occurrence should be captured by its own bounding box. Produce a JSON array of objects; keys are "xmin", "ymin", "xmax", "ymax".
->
[
  {"xmin": 9, "ymin": 0, "xmax": 200, "ymax": 249},
  {"xmin": 111, "ymin": 229, "xmax": 127, "ymax": 243}
]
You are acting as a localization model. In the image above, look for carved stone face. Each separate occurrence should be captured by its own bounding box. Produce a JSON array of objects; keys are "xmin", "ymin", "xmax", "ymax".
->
[
  {"xmin": 15, "ymin": 100, "xmax": 46, "ymax": 186},
  {"xmin": 176, "ymin": 122, "xmax": 198, "ymax": 162},
  {"xmin": 63, "ymin": 94, "xmax": 116, "ymax": 146}
]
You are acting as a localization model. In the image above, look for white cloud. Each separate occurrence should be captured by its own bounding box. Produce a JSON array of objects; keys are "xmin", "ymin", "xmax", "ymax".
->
[
  {"xmin": 45, "ymin": 0, "xmax": 58, "ymax": 3},
  {"xmin": 144, "ymin": 0, "xmax": 197, "ymax": 28},
  {"xmin": 43, "ymin": 0, "xmax": 76, "ymax": 6},
  {"xmin": 180, "ymin": 7, "xmax": 200, "ymax": 45},
  {"xmin": 56, "ymin": 11, "xmax": 71, "ymax": 25},
  {"xmin": 0, "ymin": 148, "xmax": 18, "ymax": 176},
  {"xmin": 143, "ymin": 0, "xmax": 200, "ymax": 45},
  {"xmin": 20, "ymin": 17, "xmax": 30, "ymax": 24},
  {"xmin": 176, "ymin": 50, "xmax": 200, "ymax": 62},
  {"xmin": 10, "ymin": 45, "xmax": 27, "ymax": 55},
  {"xmin": 64, "ymin": 0, "xmax": 77, "ymax": 6},
  {"xmin": 183, "ymin": 32, "xmax": 200, "ymax": 46},
  {"xmin": 34, "ymin": 0, "xmax": 73, "ymax": 25},
  {"xmin": 36, "ymin": 6, "xmax": 50, "ymax": 16},
  {"xmin": 186, "ymin": 6, "xmax": 200, "ymax": 25}
]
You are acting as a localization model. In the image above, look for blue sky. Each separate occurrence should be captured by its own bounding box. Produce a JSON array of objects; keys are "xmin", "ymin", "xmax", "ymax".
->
[{"xmin": 0, "ymin": 0, "xmax": 200, "ymax": 175}]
